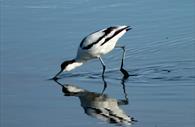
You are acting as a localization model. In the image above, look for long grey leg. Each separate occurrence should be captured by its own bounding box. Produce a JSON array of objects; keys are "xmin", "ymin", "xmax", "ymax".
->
[
  {"xmin": 115, "ymin": 46, "xmax": 129, "ymax": 79},
  {"xmin": 99, "ymin": 57, "xmax": 106, "ymax": 77}
]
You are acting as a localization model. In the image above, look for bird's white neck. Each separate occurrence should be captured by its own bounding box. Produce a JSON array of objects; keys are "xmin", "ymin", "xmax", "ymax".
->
[{"xmin": 65, "ymin": 60, "xmax": 83, "ymax": 71}]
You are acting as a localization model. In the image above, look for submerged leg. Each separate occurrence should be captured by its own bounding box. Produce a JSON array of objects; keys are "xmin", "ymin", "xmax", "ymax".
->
[
  {"xmin": 99, "ymin": 57, "xmax": 106, "ymax": 77},
  {"xmin": 115, "ymin": 46, "xmax": 130, "ymax": 79}
]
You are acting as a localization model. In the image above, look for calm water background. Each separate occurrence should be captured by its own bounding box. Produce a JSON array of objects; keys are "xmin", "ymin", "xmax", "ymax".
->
[{"xmin": 1, "ymin": 0, "xmax": 195, "ymax": 127}]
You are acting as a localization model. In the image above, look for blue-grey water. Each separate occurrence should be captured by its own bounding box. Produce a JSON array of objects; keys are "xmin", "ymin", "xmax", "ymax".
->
[{"xmin": 1, "ymin": 0, "xmax": 195, "ymax": 127}]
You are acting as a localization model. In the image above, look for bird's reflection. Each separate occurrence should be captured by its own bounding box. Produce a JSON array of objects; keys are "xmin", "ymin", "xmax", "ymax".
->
[{"xmin": 53, "ymin": 78, "xmax": 136, "ymax": 126}]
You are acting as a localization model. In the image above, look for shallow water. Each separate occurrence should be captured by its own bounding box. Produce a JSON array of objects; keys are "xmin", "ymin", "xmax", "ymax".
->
[{"xmin": 1, "ymin": 0, "xmax": 195, "ymax": 127}]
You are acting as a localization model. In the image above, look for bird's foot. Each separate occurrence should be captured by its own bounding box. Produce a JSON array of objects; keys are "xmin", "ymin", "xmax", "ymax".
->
[{"xmin": 120, "ymin": 68, "xmax": 130, "ymax": 79}]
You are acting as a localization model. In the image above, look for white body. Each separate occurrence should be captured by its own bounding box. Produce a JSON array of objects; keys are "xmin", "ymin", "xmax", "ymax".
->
[
  {"xmin": 65, "ymin": 62, "xmax": 83, "ymax": 71},
  {"xmin": 76, "ymin": 25, "xmax": 129, "ymax": 62}
]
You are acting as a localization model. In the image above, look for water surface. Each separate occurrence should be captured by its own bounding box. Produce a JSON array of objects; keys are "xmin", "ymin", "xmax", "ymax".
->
[{"xmin": 1, "ymin": 0, "xmax": 195, "ymax": 127}]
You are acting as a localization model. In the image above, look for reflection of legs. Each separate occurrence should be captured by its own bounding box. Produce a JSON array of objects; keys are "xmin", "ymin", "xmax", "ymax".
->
[
  {"xmin": 118, "ymin": 77, "xmax": 129, "ymax": 105},
  {"xmin": 99, "ymin": 57, "xmax": 106, "ymax": 77},
  {"xmin": 115, "ymin": 46, "xmax": 129, "ymax": 79}
]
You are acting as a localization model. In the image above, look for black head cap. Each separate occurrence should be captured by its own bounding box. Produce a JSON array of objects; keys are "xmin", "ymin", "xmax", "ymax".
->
[{"xmin": 61, "ymin": 59, "xmax": 75, "ymax": 70}]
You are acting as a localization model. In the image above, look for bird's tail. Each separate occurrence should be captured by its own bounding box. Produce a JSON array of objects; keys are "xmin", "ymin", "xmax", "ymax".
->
[{"xmin": 126, "ymin": 26, "xmax": 132, "ymax": 31}]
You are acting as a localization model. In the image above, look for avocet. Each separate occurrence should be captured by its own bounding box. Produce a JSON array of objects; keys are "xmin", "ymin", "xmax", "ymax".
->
[{"xmin": 53, "ymin": 25, "xmax": 131, "ymax": 80}]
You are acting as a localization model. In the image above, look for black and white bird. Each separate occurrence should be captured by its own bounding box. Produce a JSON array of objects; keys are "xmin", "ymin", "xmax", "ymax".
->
[{"xmin": 53, "ymin": 25, "xmax": 132, "ymax": 80}]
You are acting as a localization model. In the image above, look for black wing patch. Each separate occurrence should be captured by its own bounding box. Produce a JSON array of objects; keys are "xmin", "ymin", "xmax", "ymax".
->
[
  {"xmin": 80, "ymin": 37, "xmax": 87, "ymax": 48},
  {"xmin": 80, "ymin": 26, "xmax": 131, "ymax": 50},
  {"xmin": 103, "ymin": 26, "xmax": 117, "ymax": 34},
  {"xmin": 82, "ymin": 34, "xmax": 106, "ymax": 49},
  {"xmin": 100, "ymin": 26, "xmax": 130, "ymax": 46},
  {"xmin": 80, "ymin": 27, "xmax": 117, "ymax": 50}
]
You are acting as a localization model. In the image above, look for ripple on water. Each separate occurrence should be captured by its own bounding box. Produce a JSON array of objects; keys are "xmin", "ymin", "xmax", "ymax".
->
[{"xmin": 59, "ymin": 60, "xmax": 195, "ymax": 86}]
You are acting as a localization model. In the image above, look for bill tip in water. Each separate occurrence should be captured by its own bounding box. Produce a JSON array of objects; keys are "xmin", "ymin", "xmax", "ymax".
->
[{"xmin": 48, "ymin": 76, "xmax": 59, "ymax": 81}]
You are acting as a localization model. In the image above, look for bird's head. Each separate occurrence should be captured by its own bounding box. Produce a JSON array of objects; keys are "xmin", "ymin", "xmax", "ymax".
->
[
  {"xmin": 60, "ymin": 59, "xmax": 76, "ymax": 71},
  {"xmin": 52, "ymin": 59, "xmax": 83, "ymax": 80}
]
